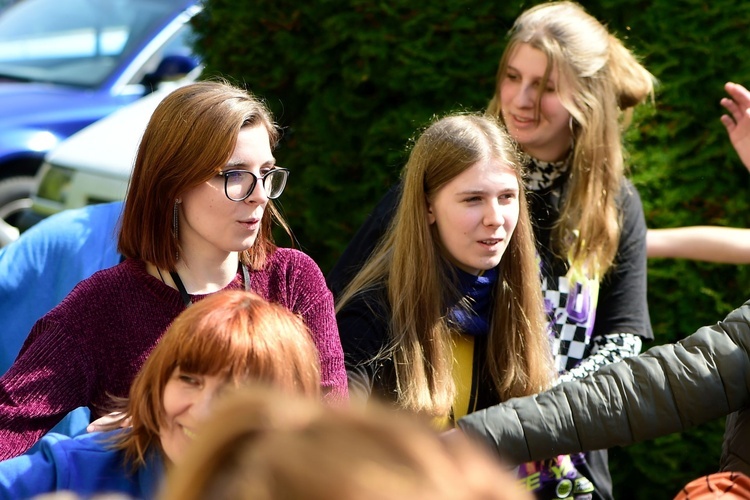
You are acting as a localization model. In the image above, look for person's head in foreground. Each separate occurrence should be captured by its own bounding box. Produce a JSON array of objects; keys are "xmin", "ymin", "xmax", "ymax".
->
[
  {"xmin": 159, "ymin": 385, "xmax": 532, "ymax": 500},
  {"xmin": 674, "ymin": 471, "xmax": 750, "ymax": 500},
  {"xmin": 111, "ymin": 289, "xmax": 321, "ymax": 468}
]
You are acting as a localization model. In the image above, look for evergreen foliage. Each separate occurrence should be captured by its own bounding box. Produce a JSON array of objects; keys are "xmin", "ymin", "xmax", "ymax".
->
[{"xmin": 191, "ymin": 1, "xmax": 750, "ymax": 496}]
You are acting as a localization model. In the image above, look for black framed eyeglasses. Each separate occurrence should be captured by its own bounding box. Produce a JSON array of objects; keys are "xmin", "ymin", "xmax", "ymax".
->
[{"xmin": 218, "ymin": 168, "xmax": 289, "ymax": 202}]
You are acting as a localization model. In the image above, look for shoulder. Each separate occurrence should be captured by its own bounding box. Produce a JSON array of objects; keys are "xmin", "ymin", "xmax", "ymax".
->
[
  {"xmin": 337, "ymin": 285, "xmax": 391, "ymax": 330},
  {"xmin": 50, "ymin": 258, "xmax": 164, "ymax": 316},
  {"xmin": 617, "ymin": 179, "xmax": 645, "ymax": 215},
  {"xmin": 616, "ymin": 178, "xmax": 647, "ymax": 239},
  {"xmin": 52, "ymin": 201, "xmax": 123, "ymax": 226},
  {"xmin": 262, "ymin": 248, "xmax": 326, "ymax": 278},
  {"xmin": 44, "ymin": 429, "xmax": 121, "ymax": 454},
  {"xmin": 23, "ymin": 201, "xmax": 122, "ymax": 243},
  {"xmin": 0, "ymin": 202, "xmax": 122, "ymax": 265},
  {"xmin": 76, "ymin": 258, "xmax": 146, "ymax": 288},
  {"xmin": 251, "ymin": 248, "xmax": 332, "ymax": 310}
]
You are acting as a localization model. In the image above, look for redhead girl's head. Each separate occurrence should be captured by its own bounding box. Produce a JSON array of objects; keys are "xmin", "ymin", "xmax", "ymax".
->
[
  {"xmin": 118, "ymin": 80, "xmax": 290, "ymax": 272},
  {"xmin": 112, "ymin": 290, "xmax": 320, "ymax": 468}
]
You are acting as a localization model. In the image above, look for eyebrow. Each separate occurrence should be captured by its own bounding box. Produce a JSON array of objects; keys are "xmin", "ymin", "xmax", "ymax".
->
[
  {"xmin": 224, "ymin": 158, "xmax": 276, "ymax": 169},
  {"xmin": 506, "ymin": 65, "xmax": 556, "ymax": 84},
  {"xmin": 456, "ymin": 186, "xmax": 519, "ymax": 196}
]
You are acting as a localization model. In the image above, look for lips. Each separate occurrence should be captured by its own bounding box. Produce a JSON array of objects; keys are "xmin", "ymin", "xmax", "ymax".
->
[
  {"xmin": 479, "ymin": 238, "xmax": 503, "ymax": 246},
  {"xmin": 508, "ymin": 113, "xmax": 537, "ymax": 128},
  {"xmin": 238, "ymin": 217, "xmax": 261, "ymax": 230}
]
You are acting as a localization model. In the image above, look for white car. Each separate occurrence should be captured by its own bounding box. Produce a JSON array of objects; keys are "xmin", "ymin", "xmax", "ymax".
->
[{"xmin": 5, "ymin": 71, "xmax": 199, "ymax": 244}]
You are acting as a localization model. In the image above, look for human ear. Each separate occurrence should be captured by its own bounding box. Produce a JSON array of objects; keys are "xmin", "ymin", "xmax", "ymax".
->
[{"xmin": 426, "ymin": 197, "xmax": 436, "ymax": 225}]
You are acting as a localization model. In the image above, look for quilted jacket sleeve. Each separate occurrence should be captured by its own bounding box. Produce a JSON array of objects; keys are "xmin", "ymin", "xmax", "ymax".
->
[{"xmin": 457, "ymin": 299, "xmax": 750, "ymax": 465}]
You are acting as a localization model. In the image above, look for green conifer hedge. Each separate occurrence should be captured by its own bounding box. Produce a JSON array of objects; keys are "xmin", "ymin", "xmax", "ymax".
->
[{"xmin": 191, "ymin": 1, "xmax": 750, "ymax": 495}]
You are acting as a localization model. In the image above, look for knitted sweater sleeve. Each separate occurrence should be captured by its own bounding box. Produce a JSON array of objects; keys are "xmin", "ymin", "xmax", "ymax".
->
[
  {"xmin": 0, "ymin": 314, "xmax": 95, "ymax": 460},
  {"xmin": 275, "ymin": 250, "xmax": 349, "ymax": 405},
  {"xmin": 457, "ymin": 299, "xmax": 750, "ymax": 465}
]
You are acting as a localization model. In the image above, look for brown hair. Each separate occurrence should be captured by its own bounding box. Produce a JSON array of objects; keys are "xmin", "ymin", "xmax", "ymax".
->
[
  {"xmin": 118, "ymin": 80, "xmax": 290, "ymax": 271},
  {"xmin": 337, "ymin": 114, "xmax": 551, "ymax": 416},
  {"xmin": 486, "ymin": 1, "xmax": 656, "ymax": 279},
  {"xmin": 108, "ymin": 290, "xmax": 321, "ymax": 468},
  {"xmin": 159, "ymin": 386, "xmax": 532, "ymax": 500}
]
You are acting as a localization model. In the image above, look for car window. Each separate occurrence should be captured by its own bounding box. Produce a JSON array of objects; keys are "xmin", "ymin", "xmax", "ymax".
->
[
  {"xmin": 0, "ymin": 0, "xmax": 191, "ymax": 87},
  {"xmin": 125, "ymin": 22, "xmax": 196, "ymax": 87}
]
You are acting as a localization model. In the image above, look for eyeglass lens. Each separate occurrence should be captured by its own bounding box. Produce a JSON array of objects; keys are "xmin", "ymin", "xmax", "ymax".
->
[{"xmin": 225, "ymin": 169, "xmax": 288, "ymax": 201}]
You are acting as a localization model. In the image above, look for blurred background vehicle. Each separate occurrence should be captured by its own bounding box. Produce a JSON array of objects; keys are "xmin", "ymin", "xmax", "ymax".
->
[
  {"xmin": 0, "ymin": 0, "xmax": 200, "ymax": 230},
  {"xmin": 2, "ymin": 70, "xmax": 201, "ymax": 247}
]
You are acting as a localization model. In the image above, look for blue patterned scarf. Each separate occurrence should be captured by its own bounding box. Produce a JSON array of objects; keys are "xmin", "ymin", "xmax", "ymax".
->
[{"xmin": 446, "ymin": 267, "xmax": 498, "ymax": 336}]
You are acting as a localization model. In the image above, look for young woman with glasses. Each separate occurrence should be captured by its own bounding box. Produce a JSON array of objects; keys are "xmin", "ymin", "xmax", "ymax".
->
[{"xmin": 0, "ymin": 81, "xmax": 348, "ymax": 460}]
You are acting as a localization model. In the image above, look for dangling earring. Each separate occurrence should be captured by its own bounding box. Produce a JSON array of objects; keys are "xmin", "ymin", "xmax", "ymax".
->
[
  {"xmin": 172, "ymin": 200, "xmax": 180, "ymax": 240},
  {"xmin": 173, "ymin": 199, "xmax": 181, "ymax": 260}
]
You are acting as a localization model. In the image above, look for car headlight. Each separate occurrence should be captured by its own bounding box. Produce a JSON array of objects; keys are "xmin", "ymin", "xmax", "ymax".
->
[{"xmin": 36, "ymin": 163, "xmax": 73, "ymax": 204}]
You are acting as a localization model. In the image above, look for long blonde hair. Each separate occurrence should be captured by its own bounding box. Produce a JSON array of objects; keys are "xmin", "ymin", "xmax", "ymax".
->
[
  {"xmin": 487, "ymin": 1, "xmax": 656, "ymax": 279},
  {"xmin": 337, "ymin": 114, "xmax": 551, "ymax": 417}
]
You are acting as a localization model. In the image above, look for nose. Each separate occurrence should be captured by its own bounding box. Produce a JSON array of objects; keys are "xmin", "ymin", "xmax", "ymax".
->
[
  {"xmin": 484, "ymin": 201, "xmax": 505, "ymax": 227},
  {"xmin": 244, "ymin": 177, "xmax": 269, "ymax": 205},
  {"xmin": 512, "ymin": 82, "xmax": 534, "ymax": 109}
]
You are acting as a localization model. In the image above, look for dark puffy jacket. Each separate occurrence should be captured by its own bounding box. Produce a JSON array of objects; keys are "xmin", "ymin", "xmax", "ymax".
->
[{"xmin": 458, "ymin": 299, "xmax": 750, "ymax": 475}]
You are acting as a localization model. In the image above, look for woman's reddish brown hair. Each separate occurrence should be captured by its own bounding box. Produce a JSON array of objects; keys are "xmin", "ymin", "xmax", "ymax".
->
[{"xmin": 118, "ymin": 80, "xmax": 287, "ymax": 271}]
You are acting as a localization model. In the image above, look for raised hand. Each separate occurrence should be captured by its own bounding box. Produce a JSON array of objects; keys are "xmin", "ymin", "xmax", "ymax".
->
[{"xmin": 720, "ymin": 82, "xmax": 750, "ymax": 173}]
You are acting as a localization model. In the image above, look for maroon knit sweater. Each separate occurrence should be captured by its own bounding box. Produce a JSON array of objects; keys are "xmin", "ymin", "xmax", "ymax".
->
[{"xmin": 0, "ymin": 248, "xmax": 348, "ymax": 459}]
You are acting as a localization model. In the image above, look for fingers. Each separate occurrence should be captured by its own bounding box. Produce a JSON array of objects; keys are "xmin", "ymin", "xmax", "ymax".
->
[
  {"xmin": 86, "ymin": 411, "xmax": 126, "ymax": 433},
  {"xmin": 720, "ymin": 114, "xmax": 736, "ymax": 133},
  {"xmin": 725, "ymin": 82, "xmax": 750, "ymax": 108},
  {"xmin": 721, "ymin": 96, "xmax": 740, "ymax": 121},
  {"xmin": 86, "ymin": 422, "xmax": 103, "ymax": 433}
]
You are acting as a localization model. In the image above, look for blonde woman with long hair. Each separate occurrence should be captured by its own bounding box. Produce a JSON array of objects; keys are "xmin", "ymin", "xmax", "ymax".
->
[
  {"xmin": 330, "ymin": 3, "xmax": 656, "ymax": 498},
  {"xmin": 335, "ymin": 113, "xmax": 570, "ymax": 494}
]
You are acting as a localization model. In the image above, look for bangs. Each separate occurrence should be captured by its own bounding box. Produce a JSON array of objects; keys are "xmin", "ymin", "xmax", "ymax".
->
[
  {"xmin": 165, "ymin": 304, "xmax": 307, "ymax": 390},
  {"xmin": 169, "ymin": 314, "xmax": 256, "ymax": 379}
]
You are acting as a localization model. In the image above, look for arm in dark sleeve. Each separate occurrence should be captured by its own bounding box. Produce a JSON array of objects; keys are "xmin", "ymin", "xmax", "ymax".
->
[
  {"xmin": 593, "ymin": 180, "xmax": 653, "ymax": 341},
  {"xmin": 327, "ymin": 183, "xmax": 401, "ymax": 298},
  {"xmin": 457, "ymin": 299, "xmax": 750, "ymax": 464},
  {"xmin": 335, "ymin": 289, "xmax": 393, "ymax": 403}
]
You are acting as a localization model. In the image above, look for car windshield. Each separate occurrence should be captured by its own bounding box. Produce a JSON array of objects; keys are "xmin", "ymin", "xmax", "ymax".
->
[{"xmin": 0, "ymin": 0, "xmax": 190, "ymax": 87}]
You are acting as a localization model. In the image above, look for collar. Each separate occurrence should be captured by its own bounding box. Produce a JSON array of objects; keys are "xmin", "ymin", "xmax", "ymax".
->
[{"xmin": 523, "ymin": 151, "xmax": 573, "ymax": 191}]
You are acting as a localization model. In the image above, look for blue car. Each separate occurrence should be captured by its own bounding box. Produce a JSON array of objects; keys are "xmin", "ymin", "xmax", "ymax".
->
[{"xmin": 0, "ymin": 0, "xmax": 200, "ymax": 226}]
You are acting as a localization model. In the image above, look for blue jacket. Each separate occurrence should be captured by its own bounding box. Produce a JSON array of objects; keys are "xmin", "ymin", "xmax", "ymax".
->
[
  {"xmin": 0, "ymin": 430, "xmax": 163, "ymax": 499},
  {"xmin": 0, "ymin": 201, "xmax": 123, "ymax": 440}
]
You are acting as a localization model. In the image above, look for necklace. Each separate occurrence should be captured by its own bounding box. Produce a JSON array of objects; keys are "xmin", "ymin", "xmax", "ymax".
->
[{"xmin": 169, "ymin": 262, "xmax": 251, "ymax": 308}]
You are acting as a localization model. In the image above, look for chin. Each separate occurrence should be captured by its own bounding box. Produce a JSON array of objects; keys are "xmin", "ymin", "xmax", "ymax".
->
[
  {"xmin": 481, "ymin": 258, "xmax": 503, "ymax": 270},
  {"xmin": 237, "ymin": 236, "xmax": 259, "ymax": 250}
]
